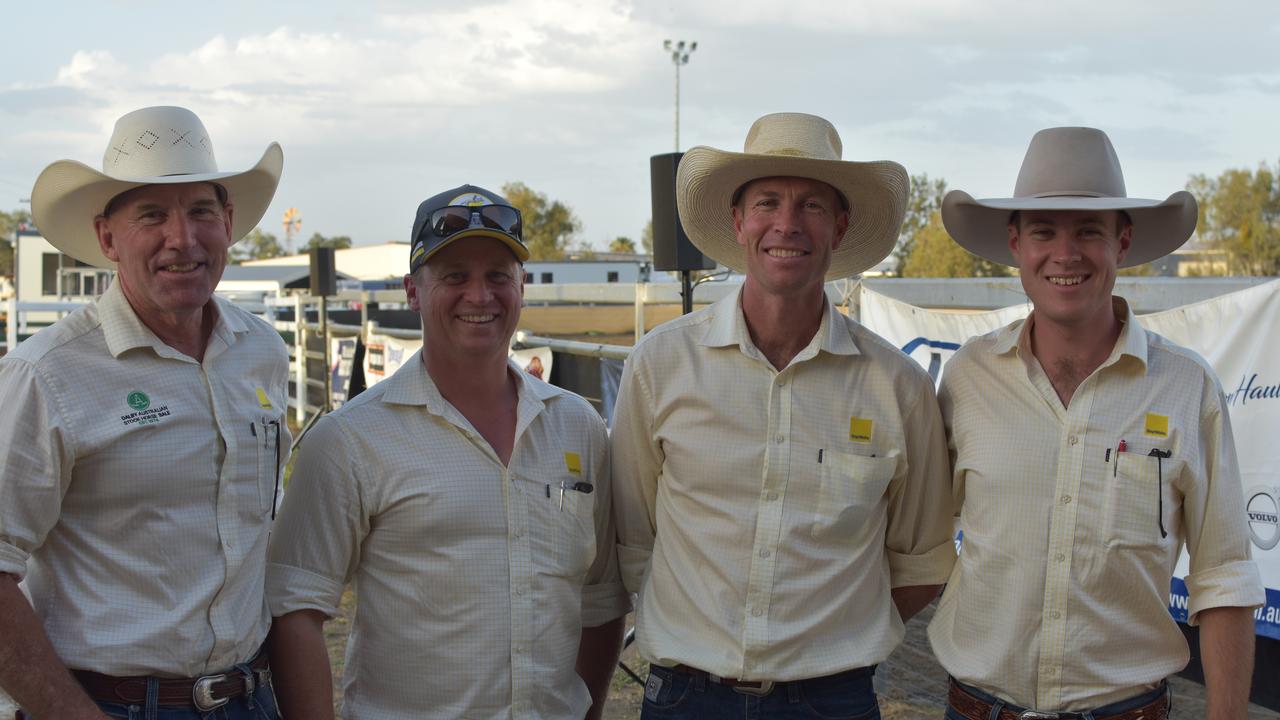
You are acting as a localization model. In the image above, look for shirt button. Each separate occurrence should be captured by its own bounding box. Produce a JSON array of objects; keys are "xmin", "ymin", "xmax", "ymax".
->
[
  {"xmin": 759, "ymin": 548, "xmax": 771, "ymax": 558},
  {"xmin": 751, "ymin": 607, "xmax": 764, "ymax": 617},
  {"xmin": 1050, "ymin": 611, "xmax": 1061, "ymax": 620},
  {"xmin": 766, "ymin": 492, "xmax": 778, "ymax": 501},
  {"xmin": 1055, "ymin": 553, "xmax": 1066, "ymax": 562},
  {"xmin": 1061, "ymin": 495, "xmax": 1072, "ymax": 504},
  {"xmin": 1068, "ymin": 435, "xmax": 1078, "ymax": 445},
  {"xmin": 514, "ymin": 646, "xmax": 524, "ymax": 654},
  {"xmin": 777, "ymin": 378, "xmax": 787, "ymax": 387},
  {"xmin": 775, "ymin": 434, "xmax": 785, "ymax": 444}
]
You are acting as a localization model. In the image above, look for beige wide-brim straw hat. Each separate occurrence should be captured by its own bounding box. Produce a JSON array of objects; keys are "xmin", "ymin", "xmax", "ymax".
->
[
  {"xmin": 31, "ymin": 106, "xmax": 284, "ymax": 268},
  {"xmin": 941, "ymin": 126, "xmax": 1197, "ymax": 268},
  {"xmin": 676, "ymin": 112, "xmax": 909, "ymax": 280}
]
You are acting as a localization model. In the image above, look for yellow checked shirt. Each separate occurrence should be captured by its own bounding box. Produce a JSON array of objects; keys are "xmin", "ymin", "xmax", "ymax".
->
[
  {"xmin": 929, "ymin": 298, "xmax": 1265, "ymax": 711},
  {"xmin": 612, "ymin": 288, "xmax": 955, "ymax": 681},
  {"xmin": 0, "ymin": 281, "xmax": 291, "ymax": 676},
  {"xmin": 266, "ymin": 353, "xmax": 630, "ymax": 720}
]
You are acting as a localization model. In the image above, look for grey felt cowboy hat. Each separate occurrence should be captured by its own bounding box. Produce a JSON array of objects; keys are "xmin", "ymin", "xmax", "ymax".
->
[
  {"xmin": 31, "ymin": 105, "xmax": 284, "ymax": 268},
  {"xmin": 940, "ymin": 126, "xmax": 1197, "ymax": 268},
  {"xmin": 675, "ymin": 112, "xmax": 909, "ymax": 280}
]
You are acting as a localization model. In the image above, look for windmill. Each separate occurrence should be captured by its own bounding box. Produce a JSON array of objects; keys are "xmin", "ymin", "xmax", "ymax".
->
[{"xmin": 282, "ymin": 207, "xmax": 302, "ymax": 253}]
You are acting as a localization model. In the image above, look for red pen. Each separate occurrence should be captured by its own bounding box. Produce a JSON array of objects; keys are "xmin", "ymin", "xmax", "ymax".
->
[{"xmin": 1117, "ymin": 439, "xmax": 1127, "ymax": 453}]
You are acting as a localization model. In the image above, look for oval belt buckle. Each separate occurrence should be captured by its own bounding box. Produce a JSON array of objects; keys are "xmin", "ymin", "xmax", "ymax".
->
[{"xmin": 192, "ymin": 673, "xmax": 230, "ymax": 712}]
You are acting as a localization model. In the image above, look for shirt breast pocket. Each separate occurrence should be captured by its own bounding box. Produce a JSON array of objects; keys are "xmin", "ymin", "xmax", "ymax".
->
[
  {"xmin": 514, "ymin": 475, "xmax": 597, "ymax": 579},
  {"xmin": 1105, "ymin": 453, "xmax": 1180, "ymax": 550},
  {"xmin": 811, "ymin": 450, "xmax": 895, "ymax": 541}
]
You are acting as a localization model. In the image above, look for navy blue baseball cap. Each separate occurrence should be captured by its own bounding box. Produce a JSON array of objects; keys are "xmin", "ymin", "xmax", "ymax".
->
[{"xmin": 409, "ymin": 184, "xmax": 528, "ymax": 272}]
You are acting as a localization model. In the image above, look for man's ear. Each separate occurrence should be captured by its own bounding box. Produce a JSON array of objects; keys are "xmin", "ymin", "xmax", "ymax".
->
[
  {"xmin": 732, "ymin": 205, "xmax": 747, "ymax": 248},
  {"xmin": 1007, "ymin": 223, "xmax": 1021, "ymax": 266},
  {"xmin": 1115, "ymin": 221, "xmax": 1133, "ymax": 265},
  {"xmin": 403, "ymin": 272, "xmax": 421, "ymax": 312},
  {"xmin": 95, "ymin": 215, "xmax": 120, "ymax": 263}
]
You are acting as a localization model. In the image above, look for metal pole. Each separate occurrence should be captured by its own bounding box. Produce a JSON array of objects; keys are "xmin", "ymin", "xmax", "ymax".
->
[
  {"xmin": 293, "ymin": 294, "xmax": 306, "ymax": 425},
  {"xmin": 320, "ymin": 295, "xmax": 331, "ymax": 413},
  {"xmin": 674, "ymin": 61, "xmax": 680, "ymax": 151},
  {"xmin": 680, "ymin": 270, "xmax": 693, "ymax": 315},
  {"xmin": 634, "ymin": 279, "xmax": 647, "ymax": 343}
]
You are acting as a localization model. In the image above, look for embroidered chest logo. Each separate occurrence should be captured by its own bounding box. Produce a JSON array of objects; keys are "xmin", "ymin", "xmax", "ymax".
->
[
  {"xmin": 1143, "ymin": 412, "xmax": 1169, "ymax": 439},
  {"xmin": 849, "ymin": 416, "xmax": 874, "ymax": 444},
  {"xmin": 121, "ymin": 391, "xmax": 171, "ymax": 427},
  {"xmin": 564, "ymin": 451, "xmax": 582, "ymax": 475}
]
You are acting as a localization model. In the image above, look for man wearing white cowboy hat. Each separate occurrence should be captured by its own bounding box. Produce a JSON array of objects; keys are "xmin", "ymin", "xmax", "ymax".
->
[
  {"xmin": 612, "ymin": 112, "xmax": 955, "ymax": 719},
  {"xmin": 0, "ymin": 106, "xmax": 290, "ymax": 719},
  {"xmin": 264, "ymin": 184, "xmax": 630, "ymax": 720},
  {"xmin": 929, "ymin": 127, "xmax": 1265, "ymax": 720}
]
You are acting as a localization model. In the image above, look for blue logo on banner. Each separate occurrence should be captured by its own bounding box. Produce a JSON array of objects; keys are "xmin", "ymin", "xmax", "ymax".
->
[
  {"xmin": 1225, "ymin": 373, "xmax": 1280, "ymax": 407},
  {"xmin": 900, "ymin": 337, "xmax": 962, "ymax": 384},
  {"xmin": 1170, "ymin": 577, "xmax": 1280, "ymax": 640}
]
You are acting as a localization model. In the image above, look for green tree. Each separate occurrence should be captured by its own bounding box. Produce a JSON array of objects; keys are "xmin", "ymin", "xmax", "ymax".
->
[
  {"xmin": 231, "ymin": 228, "xmax": 285, "ymax": 263},
  {"xmin": 893, "ymin": 174, "xmax": 948, "ymax": 275},
  {"xmin": 501, "ymin": 181, "xmax": 580, "ymax": 261},
  {"xmin": 0, "ymin": 208, "xmax": 33, "ymax": 276},
  {"xmin": 902, "ymin": 211, "xmax": 1010, "ymax": 278},
  {"xmin": 641, "ymin": 219, "xmax": 653, "ymax": 255},
  {"xmin": 609, "ymin": 236, "xmax": 636, "ymax": 253},
  {"xmin": 1187, "ymin": 162, "xmax": 1280, "ymax": 275},
  {"xmin": 303, "ymin": 232, "xmax": 353, "ymax": 251}
]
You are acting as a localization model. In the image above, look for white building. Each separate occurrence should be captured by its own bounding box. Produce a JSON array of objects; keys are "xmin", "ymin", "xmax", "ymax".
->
[
  {"xmin": 242, "ymin": 242, "xmax": 407, "ymax": 281},
  {"xmin": 13, "ymin": 229, "xmax": 113, "ymax": 323}
]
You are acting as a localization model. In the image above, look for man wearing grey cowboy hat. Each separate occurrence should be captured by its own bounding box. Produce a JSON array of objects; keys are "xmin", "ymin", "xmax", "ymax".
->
[
  {"xmin": 0, "ymin": 106, "xmax": 289, "ymax": 719},
  {"xmin": 929, "ymin": 127, "xmax": 1265, "ymax": 720},
  {"xmin": 264, "ymin": 184, "xmax": 630, "ymax": 720},
  {"xmin": 612, "ymin": 112, "xmax": 955, "ymax": 719}
]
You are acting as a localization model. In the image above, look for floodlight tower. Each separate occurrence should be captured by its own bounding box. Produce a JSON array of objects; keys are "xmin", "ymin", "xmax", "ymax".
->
[{"xmin": 663, "ymin": 39, "xmax": 697, "ymax": 151}]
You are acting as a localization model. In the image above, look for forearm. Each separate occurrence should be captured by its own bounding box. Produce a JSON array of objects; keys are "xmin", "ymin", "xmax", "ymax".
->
[
  {"xmin": 575, "ymin": 616, "xmax": 626, "ymax": 720},
  {"xmin": 266, "ymin": 610, "xmax": 336, "ymax": 720},
  {"xmin": 891, "ymin": 584, "xmax": 942, "ymax": 623},
  {"xmin": 0, "ymin": 575, "xmax": 106, "ymax": 719},
  {"xmin": 1198, "ymin": 605, "xmax": 1255, "ymax": 720}
]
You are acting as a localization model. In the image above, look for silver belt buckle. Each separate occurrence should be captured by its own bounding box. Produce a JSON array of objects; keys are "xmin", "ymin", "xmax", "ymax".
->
[
  {"xmin": 1017, "ymin": 712, "xmax": 1062, "ymax": 720},
  {"xmin": 731, "ymin": 679, "xmax": 775, "ymax": 697},
  {"xmin": 192, "ymin": 673, "xmax": 230, "ymax": 712}
]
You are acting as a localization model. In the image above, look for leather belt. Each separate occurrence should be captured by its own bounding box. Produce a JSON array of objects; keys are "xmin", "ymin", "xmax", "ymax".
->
[
  {"xmin": 72, "ymin": 652, "xmax": 271, "ymax": 712},
  {"xmin": 947, "ymin": 679, "xmax": 1168, "ymax": 720},
  {"xmin": 671, "ymin": 663, "xmax": 872, "ymax": 698}
]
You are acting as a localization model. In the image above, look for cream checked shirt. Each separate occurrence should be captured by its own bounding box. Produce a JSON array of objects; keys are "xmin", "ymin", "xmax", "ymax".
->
[
  {"xmin": 0, "ymin": 281, "xmax": 291, "ymax": 677},
  {"xmin": 929, "ymin": 299, "xmax": 1265, "ymax": 711},
  {"xmin": 266, "ymin": 352, "xmax": 630, "ymax": 720},
  {"xmin": 612, "ymin": 288, "xmax": 955, "ymax": 681}
]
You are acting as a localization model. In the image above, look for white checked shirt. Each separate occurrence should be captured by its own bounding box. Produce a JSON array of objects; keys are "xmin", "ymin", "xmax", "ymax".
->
[
  {"xmin": 929, "ymin": 299, "xmax": 1265, "ymax": 711},
  {"xmin": 611, "ymin": 287, "xmax": 955, "ymax": 681},
  {"xmin": 266, "ymin": 353, "xmax": 630, "ymax": 720},
  {"xmin": 0, "ymin": 281, "xmax": 291, "ymax": 676}
]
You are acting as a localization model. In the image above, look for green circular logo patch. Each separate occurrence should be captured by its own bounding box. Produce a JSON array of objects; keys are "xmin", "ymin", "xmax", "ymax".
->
[{"xmin": 126, "ymin": 391, "xmax": 150, "ymax": 411}]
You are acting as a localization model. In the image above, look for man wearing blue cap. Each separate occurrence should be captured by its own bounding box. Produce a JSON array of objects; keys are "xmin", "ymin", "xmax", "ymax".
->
[{"xmin": 265, "ymin": 185, "xmax": 630, "ymax": 720}]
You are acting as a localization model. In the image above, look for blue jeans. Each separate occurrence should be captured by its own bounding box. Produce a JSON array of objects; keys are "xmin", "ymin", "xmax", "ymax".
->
[
  {"xmin": 641, "ymin": 664, "xmax": 880, "ymax": 720},
  {"xmin": 942, "ymin": 679, "xmax": 1169, "ymax": 720}
]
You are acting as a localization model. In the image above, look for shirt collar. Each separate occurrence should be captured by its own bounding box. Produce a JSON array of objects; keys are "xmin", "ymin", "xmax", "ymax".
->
[
  {"xmin": 992, "ymin": 296, "xmax": 1148, "ymax": 371},
  {"xmin": 99, "ymin": 281, "xmax": 244, "ymax": 360},
  {"xmin": 699, "ymin": 284, "xmax": 861, "ymax": 359},
  {"xmin": 382, "ymin": 350, "xmax": 563, "ymax": 412}
]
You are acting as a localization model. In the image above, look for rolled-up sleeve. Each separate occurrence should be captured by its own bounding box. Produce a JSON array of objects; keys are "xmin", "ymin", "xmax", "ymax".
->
[
  {"xmin": 266, "ymin": 416, "xmax": 366, "ymax": 618},
  {"xmin": 1183, "ymin": 383, "xmax": 1265, "ymax": 624},
  {"xmin": 0, "ymin": 360, "xmax": 74, "ymax": 580},
  {"xmin": 581, "ymin": 411, "xmax": 632, "ymax": 627},
  {"xmin": 609, "ymin": 353, "xmax": 663, "ymax": 595},
  {"xmin": 884, "ymin": 376, "xmax": 957, "ymax": 588}
]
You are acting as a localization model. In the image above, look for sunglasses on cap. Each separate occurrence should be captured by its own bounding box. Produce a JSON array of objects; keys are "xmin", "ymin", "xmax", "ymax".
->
[{"xmin": 428, "ymin": 204, "xmax": 523, "ymax": 242}]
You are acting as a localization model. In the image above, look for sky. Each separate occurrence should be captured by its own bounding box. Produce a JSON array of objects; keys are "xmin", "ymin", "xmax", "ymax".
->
[{"xmin": 2, "ymin": 0, "xmax": 1278, "ymax": 253}]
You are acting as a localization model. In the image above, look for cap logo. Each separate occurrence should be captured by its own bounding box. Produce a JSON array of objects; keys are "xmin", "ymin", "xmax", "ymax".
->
[{"xmin": 450, "ymin": 192, "xmax": 493, "ymax": 207}]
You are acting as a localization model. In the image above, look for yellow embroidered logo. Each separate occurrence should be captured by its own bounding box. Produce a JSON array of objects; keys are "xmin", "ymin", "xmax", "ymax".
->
[
  {"xmin": 849, "ymin": 417, "xmax": 873, "ymax": 443},
  {"xmin": 1144, "ymin": 412, "xmax": 1169, "ymax": 438},
  {"xmin": 255, "ymin": 388, "xmax": 274, "ymax": 411},
  {"xmin": 564, "ymin": 451, "xmax": 582, "ymax": 475}
]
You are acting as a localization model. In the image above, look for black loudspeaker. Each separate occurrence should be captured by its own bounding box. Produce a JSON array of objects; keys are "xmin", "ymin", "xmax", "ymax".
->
[
  {"xmin": 650, "ymin": 153, "xmax": 716, "ymax": 272},
  {"xmin": 309, "ymin": 247, "xmax": 337, "ymax": 297}
]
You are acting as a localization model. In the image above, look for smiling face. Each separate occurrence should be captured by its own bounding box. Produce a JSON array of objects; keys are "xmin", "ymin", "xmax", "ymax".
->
[
  {"xmin": 1009, "ymin": 209, "xmax": 1132, "ymax": 332},
  {"xmin": 405, "ymin": 236, "xmax": 523, "ymax": 367},
  {"xmin": 94, "ymin": 182, "xmax": 233, "ymax": 328},
  {"xmin": 732, "ymin": 176, "xmax": 849, "ymax": 302}
]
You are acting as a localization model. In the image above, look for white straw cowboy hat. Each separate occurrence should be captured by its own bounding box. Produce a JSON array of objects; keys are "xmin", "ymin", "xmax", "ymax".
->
[
  {"xmin": 676, "ymin": 112, "xmax": 909, "ymax": 280},
  {"xmin": 31, "ymin": 106, "xmax": 284, "ymax": 268},
  {"xmin": 941, "ymin": 126, "xmax": 1197, "ymax": 268}
]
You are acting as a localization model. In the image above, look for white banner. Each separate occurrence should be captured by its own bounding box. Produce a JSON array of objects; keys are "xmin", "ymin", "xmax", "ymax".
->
[
  {"xmin": 362, "ymin": 332, "xmax": 423, "ymax": 387},
  {"xmin": 859, "ymin": 281, "xmax": 1280, "ymax": 638}
]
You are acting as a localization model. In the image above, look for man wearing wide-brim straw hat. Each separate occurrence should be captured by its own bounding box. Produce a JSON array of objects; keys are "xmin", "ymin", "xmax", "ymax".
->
[
  {"xmin": 929, "ymin": 126, "xmax": 1265, "ymax": 720},
  {"xmin": 612, "ymin": 112, "xmax": 955, "ymax": 718},
  {"xmin": 0, "ymin": 106, "xmax": 290, "ymax": 719}
]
